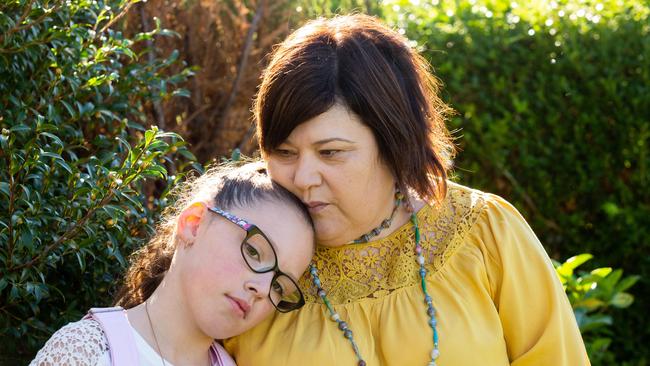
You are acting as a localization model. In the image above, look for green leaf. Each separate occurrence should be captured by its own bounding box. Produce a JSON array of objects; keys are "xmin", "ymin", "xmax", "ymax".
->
[
  {"xmin": 19, "ymin": 230, "xmax": 34, "ymax": 252},
  {"xmin": 578, "ymin": 314, "xmax": 613, "ymax": 334},
  {"xmin": 55, "ymin": 159, "xmax": 73, "ymax": 174},
  {"xmin": 588, "ymin": 337, "xmax": 612, "ymax": 353},
  {"xmin": 8, "ymin": 284, "xmax": 20, "ymax": 302},
  {"xmin": 39, "ymin": 132, "xmax": 64, "ymax": 146},
  {"xmin": 40, "ymin": 151, "xmax": 62, "ymax": 160},
  {"xmin": 0, "ymin": 182, "xmax": 9, "ymax": 197},
  {"xmin": 590, "ymin": 267, "xmax": 612, "ymax": 279},
  {"xmin": 614, "ymin": 275, "xmax": 640, "ymax": 293},
  {"xmin": 85, "ymin": 75, "xmax": 107, "ymax": 87},
  {"xmin": 112, "ymin": 248, "xmax": 126, "ymax": 267},
  {"xmin": 144, "ymin": 129, "xmax": 155, "ymax": 146},
  {"xmin": 142, "ymin": 165, "xmax": 167, "ymax": 179},
  {"xmin": 599, "ymin": 269, "xmax": 623, "ymax": 292},
  {"xmin": 171, "ymin": 88, "xmax": 190, "ymax": 98},
  {"xmin": 574, "ymin": 297, "xmax": 605, "ymax": 311},
  {"xmin": 75, "ymin": 251, "xmax": 86, "ymax": 271},
  {"xmin": 563, "ymin": 254, "xmax": 593, "ymax": 271},
  {"xmin": 10, "ymin": 124, "xmax": 32, "ymax": 133},
  {"xmin": 60, "ymin": 100, "xmax": 76, "ymax": 118},
  {"xmin": 0, "ymin": 278, "xmax": 8, "ymax": 293},
  {"xmin": 156, "ymin": 132, "xmax": 181, "ymax": 139},
  {"xmin": 610, "ymin": 292, "xmax": 634, "ymax": 308}
]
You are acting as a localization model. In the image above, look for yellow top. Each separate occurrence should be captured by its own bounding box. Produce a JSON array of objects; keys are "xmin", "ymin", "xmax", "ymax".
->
[{"xmin": 225, "ymin": 183, "xmax": 590, "ymax": 365}]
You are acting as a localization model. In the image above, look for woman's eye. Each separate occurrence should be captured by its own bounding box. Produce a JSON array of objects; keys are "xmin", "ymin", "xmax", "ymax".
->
[
  {"xmin": 319, "ymin": 149, "xmax": 340, "ymax": 158},
  {"xmin": 274, "ymin": 149, "xmax": 295, "ymax": 158},
  {"xmin": 243, "ymin": 242, "xmax": 261, "ymax": 261},
  {"xmin": 271, "ymin": 281, "xmax": 284, "ymax": 296}
]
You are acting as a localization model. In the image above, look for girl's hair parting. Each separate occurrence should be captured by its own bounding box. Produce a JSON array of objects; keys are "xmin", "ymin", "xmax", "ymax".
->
[{"xmin": 114, "ymin": 161, "xmax": 313, "ymax": 309}]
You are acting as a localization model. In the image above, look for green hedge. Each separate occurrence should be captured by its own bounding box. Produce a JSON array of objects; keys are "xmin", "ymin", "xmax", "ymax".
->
[
  {"xmin": 385, "ymin": 0, "xmax": 649, "ymax": 364},
  {"xmin": 0, "ymin": 0, "xmax": 196, "ymax": 361}
]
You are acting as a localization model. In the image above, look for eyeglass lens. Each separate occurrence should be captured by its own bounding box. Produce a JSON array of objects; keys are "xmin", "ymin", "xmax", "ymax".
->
[{"xmin": 241, "ymin": 232, "xmax": 302, "ymax": 311}]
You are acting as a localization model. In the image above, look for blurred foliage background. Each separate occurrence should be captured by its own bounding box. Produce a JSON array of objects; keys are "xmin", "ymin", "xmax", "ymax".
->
[{"xmin": 1, "ymin": 0, "xmax": 648, "ymax": 364}]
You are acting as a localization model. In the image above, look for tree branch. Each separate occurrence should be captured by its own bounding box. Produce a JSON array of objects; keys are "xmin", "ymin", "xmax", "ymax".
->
[
  {"xmin": 196, "ymin": 0, "xmax": 265, "ymax": 153},
  {"xmin": 98, "ymin": 0, "xmax": 138, "ymax": 35}
]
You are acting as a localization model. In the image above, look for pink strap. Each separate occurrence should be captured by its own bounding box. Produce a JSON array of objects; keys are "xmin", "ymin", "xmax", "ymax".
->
[
  {"xmin": 210, "ymin": 343, "xmax": 236, "ymax": 366},
  {"xmin": 84, "ymin": 307, "xmax": 139, "ymax": 366}
]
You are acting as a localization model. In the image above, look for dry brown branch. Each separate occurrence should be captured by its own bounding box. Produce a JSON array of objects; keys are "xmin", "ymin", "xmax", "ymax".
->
[
  {"xmin": 119, "ymin": 0, "xmax": 297, "ymax": 161},
  {"xmin": 197, "ymin": 0, "xmax": 266, "ymax": 152},
  {"xmin": 99, "ymin": 0, "xmax": 138, "ymax": 34}
]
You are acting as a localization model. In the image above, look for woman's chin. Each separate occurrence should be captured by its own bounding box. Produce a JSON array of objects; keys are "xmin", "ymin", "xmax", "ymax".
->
[
  {"xmin": 314, "ymin": 227, "xmax": 348, "ymax": 247},
  {"xmin": 312, "ymin": 213, "xmax": 357, "ymax": 247}
]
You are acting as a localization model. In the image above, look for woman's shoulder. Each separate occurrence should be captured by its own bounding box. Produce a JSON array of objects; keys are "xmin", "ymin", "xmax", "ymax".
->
[
  {"xmin": 425, "ymin": 181, "xmax": 539, "ymax": 260},
  {"xmin": 422, "ymin": 181, "xmax": 516, "ymax": 223},
  {"xmin": 418, "ymin": 181, "xmax": 526, "ymax": 252},
  {"xmin": 419, "ymin": 181, "xmax": 493, "ymax": 231},
  {"xmin": 30, "ymin": 318, "xmax": 109, "ymax": 366},
  {"xmin": 443, "ymin": 181, "xmax": 528, "ymax": 225}
]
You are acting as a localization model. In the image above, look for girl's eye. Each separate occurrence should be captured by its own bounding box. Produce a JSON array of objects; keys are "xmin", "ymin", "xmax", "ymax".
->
[
  {"xmin": 271, "ymin": 280, "xmax": 284, "ymax": 296},
  {"xmin": 243, "ymin": 242, "xmax": 261, "ymax": 262}
]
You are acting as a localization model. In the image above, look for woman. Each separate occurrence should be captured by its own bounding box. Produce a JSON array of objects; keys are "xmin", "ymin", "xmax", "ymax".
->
[{"xmin": 225, "ymin": 15, "xmax": 589, "ymax": 366}]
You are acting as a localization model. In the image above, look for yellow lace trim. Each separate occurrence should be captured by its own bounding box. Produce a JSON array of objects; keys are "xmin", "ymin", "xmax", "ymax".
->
[{"xmin": 298, "ymin": 182, "xmax": 489, "ymax": 305}]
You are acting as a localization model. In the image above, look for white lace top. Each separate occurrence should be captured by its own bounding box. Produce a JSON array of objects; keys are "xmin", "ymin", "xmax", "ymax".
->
[{"xmin": 30, "ymin": 318, "xmax": 186, "ymax": 365}]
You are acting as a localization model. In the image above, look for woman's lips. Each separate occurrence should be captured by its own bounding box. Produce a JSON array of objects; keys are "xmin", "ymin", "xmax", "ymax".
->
[
  {"xmin": 306, "ymin": 201, "xmax": 329, "ymax": 213},
  {"xmin": 226, "ymin": 295, "xmax": 250, "ymax": 318}
]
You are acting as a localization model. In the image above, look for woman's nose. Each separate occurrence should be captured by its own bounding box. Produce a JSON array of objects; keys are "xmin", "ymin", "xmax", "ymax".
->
[{"xmin": 293, "ymin": 155, "xmax": 321, "ymax": 191}]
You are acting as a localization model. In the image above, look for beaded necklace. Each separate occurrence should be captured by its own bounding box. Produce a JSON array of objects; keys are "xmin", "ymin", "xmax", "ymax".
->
[
  {"xmin": 309, "ymin": 209, "xmax": 440, "ymax": 366},
  {"xmin": 349, "ymin": 189, "xmax": 404, "ymax": 243}
]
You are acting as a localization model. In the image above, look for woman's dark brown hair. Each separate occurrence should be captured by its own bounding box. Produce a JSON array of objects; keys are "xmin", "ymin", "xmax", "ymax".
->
[
  {"xmin": 114, "ymin": 162, "xmax": 313, "ymax": 308},
  {"xmin": 256, "ymin": 14, "xmax": 455, "ymax": 203}
]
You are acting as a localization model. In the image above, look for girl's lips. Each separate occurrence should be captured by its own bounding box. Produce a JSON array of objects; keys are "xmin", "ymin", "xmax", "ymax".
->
[{"xmin": 226, "ymin": 295, "xmax": 250, "ymax": 318}]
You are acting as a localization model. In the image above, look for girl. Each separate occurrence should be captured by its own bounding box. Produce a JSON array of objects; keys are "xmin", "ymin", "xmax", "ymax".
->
[{"xmin": 30, "ymin": 162, "xmax": 315, "ymax": 365}]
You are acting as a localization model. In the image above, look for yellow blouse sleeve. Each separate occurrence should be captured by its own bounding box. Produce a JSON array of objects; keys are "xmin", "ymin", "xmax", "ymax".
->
[{"xmin": 472, "ymin": 194, "xmax": 590, "ymax": 365}]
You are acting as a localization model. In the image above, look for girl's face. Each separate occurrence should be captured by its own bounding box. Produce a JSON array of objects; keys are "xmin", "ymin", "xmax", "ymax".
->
[
  {"xmin": 265, "ymin": 103, "xmax": 396, "ymax": 247},
  {"xmin": 176, "ymin": 199, "xmax": 313, "ymax": 339}
]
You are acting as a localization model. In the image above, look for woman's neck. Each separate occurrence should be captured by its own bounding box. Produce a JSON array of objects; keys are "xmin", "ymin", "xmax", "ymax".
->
[
  {"xmin": 317, "ymin": 197, "xmax": 426, "ymax": 247},
  {"xmin": 374, "ymin": 197, "xmax": 426, "ymax": 241},
  {"xmin": 127, "ymin": 273, "xmax": 213, "ymax": 365}
]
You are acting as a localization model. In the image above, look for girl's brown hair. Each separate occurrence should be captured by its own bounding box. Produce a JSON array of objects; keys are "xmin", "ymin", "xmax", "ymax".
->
[
  {"xmin": 256, "ymin": 14, "xmax": 455, "ymax": 202},
  {"xmin": 114, "ymin": 162, "xmax": 312, "ymax": 309}
]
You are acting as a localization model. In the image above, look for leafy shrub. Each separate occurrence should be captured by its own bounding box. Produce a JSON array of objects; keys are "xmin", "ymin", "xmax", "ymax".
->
[
  {"xmin": 384, "ymin": 0, "xmax": 649, "ymax": 363},
  {"xmin": 0, "ymin": 0, "xmax": 196, "ymax": 361},
  {"xmin": 555, "ymin": 254, "xmax": 639, "ymax": 364}
]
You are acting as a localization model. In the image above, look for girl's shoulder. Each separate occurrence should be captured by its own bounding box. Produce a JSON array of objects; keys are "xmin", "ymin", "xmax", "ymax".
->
[
  {"xmin": 30, "ymin": 318, "xmax": 110, "ymax": 366},
  {"xmin": 212, "ymin": 342, "xmax": 237, "ymax": 366}
]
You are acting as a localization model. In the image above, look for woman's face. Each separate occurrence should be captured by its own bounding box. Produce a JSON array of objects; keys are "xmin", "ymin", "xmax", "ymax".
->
[
  {"xmin": 177, "ymin": 200, "xmax": 313, "ymax": 339},
  {"xmin": 265, "ymin": 103, "xmax": 396, "ymax": 247}
]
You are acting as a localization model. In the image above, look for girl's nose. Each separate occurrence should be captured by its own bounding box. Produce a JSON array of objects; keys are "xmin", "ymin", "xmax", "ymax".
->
[{"xmin": 244, "ymin": 271, "xmax": 275, "ymax": 298}]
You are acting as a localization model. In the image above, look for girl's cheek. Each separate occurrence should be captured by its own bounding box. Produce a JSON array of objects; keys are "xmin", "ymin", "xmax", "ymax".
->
[
  {"xmin": 209, "ymin": 245, "xmax": 245, "ymax": 278},
  {"xmin": 251, "ymin": 302, "xmax": 275, "ymax": 324}
]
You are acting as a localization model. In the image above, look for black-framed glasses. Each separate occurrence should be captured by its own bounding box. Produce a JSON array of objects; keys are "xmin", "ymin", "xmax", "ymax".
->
[{"xmin": 208, "ymin": 206, "xmax": 305, "ymax": 312}]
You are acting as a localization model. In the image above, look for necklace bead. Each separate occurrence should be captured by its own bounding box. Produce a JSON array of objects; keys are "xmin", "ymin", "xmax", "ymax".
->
[{"xmin": 351, "ymin": 189, "xmax": 404, "ymax": 244}]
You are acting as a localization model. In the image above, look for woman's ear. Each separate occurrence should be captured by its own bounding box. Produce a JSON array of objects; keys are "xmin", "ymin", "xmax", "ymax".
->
[{"xmin": 176, "ymin": 202, "xmax": 208, "ymax": 247}]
